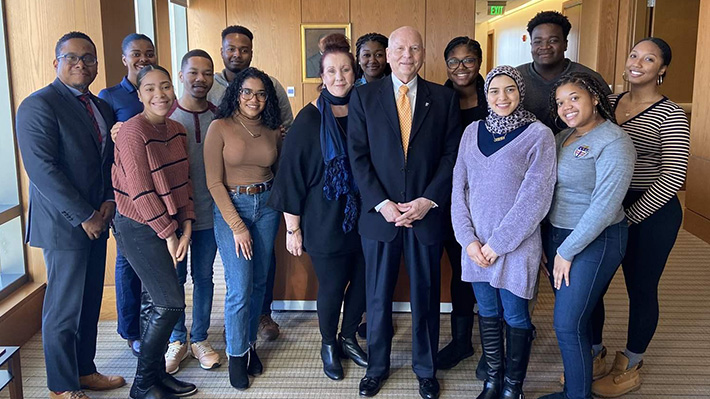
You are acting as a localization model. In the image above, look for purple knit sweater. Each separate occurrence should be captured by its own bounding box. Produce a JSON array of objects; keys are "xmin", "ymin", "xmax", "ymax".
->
[{"xmin": 451, "ymin": 120, "xmax": 557, "ymax": 299}]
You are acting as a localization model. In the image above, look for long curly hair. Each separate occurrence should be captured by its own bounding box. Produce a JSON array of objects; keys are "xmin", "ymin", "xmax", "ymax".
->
[
  {"xmin": 354, "ymin": 32, "xmax": 390, "ymax": 80},
  {"xmin": 550, "ymin": 72, "xmax": 616, "ymax": 125},
  {"xmin": 215, "ymin": 67, "xmax": 282, "ymax": 130}
]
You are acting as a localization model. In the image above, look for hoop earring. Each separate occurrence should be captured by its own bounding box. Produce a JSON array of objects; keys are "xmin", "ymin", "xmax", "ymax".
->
[
  {"xmin": 657, "ymin": 75, "xmax": 664, "ymax": 85},
  {"xmin": 554, "ymin": 115, "xmax": 566, "ymax": 130},
  {"xmin": 622, "ymin": 71, "xmax": 628, "ymax": 81},
  {"xmin": 593, "ymin": 107, "xmax": 597, "ymax": 115}
]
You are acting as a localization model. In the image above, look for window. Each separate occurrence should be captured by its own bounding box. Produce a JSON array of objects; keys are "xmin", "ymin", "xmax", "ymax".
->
[
  {"xmin": 134, "ymin": 0, "xmax": 156, "ymax": 42},
  {"xmin": 168, "ymin": 2, "xmax": 188, "ymax": 97},
  {"xmin": 0, "ymin": 1, "xmax": 27, "ymax": 299}
]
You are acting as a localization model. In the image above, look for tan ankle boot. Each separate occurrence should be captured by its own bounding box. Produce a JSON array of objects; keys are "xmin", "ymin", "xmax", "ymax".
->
[
  {"xmin": 591, "ymin": 351, "xmax": 642, "ymax": 398},
  {"xmin": 559, "ymin": 346, "xmax": 609, "ymax": 385}
]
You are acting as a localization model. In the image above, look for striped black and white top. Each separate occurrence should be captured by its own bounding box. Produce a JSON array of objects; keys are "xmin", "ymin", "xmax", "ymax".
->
[{"xmin": 610, "ymin": 92, "xmax": 690, "ymax": 224}]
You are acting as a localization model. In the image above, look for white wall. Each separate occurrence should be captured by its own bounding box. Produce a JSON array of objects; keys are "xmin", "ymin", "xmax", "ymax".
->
[{"xmin": 477, "ymin": 0, "xmax": 565, "ymax": 71}]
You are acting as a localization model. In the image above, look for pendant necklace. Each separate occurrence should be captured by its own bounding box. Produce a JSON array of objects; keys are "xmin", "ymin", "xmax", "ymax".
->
[{"xmin": 236, "ymin": 115, "xmax": 261, "ymax": 138}]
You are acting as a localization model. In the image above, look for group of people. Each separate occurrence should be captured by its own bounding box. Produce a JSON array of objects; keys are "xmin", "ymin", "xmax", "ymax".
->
[{"xmin": 15, "ymin": 9, "xmax": 689, "ymax": 399}]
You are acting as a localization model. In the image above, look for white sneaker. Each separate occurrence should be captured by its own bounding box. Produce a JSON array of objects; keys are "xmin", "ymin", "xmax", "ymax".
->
[
  {"xmin": 191, "ymin": 340, "xmax": 221, "ymax": 370},
  {"xmin": 165, "ymin": 341, "xmax": 189, "ymax": 374}
]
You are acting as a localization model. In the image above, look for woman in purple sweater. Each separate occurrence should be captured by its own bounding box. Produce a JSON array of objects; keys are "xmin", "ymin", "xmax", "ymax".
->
[{"xmin": 451, "ymin": 65, "xmax": 557, "ymax": 399}]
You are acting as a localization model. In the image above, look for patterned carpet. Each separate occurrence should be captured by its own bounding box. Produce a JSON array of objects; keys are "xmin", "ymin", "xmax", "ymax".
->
[{"xmin": 3, "ymin": 229, "xmax": 710, "ymax": 399}]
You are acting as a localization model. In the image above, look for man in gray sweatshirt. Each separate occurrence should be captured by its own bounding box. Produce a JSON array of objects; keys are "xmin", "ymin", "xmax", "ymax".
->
[
  {"xmin": 208, "ymin": 25, "xmax": 293, "ymax": 131},
  {"xmin": 517, "ymin": 11, "xmax": 610, "ymax": 133},
  {"xmin": 207, "ymin": 25, "xmax": 294, "ymax": 342}
]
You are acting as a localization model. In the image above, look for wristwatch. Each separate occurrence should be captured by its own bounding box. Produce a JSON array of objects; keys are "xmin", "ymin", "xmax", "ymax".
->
[{"xmin": 287, "ymin": 227, "xmax": 300, "ymax": 235}]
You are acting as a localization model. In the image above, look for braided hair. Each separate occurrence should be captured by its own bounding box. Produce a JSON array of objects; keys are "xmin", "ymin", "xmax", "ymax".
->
[
  {"xmin": 443, "ymin": 36, "xmax": 482, "ymax": 60},
  {"xmin": 354, "ymin": 32, "xmax": 390, "ymax": 80},
  {"xmin": 550, "ymin": 72, "xmax": 616, "ymax": 125}
]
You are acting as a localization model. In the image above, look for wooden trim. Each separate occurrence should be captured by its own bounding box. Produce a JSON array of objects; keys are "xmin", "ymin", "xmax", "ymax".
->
[
  {"xmin": 0, "ymin": 282, "xmax": 44, "ymax": 346},
  {"xmin": 170, "ymin": 0, "xmax": 188, "ymax": 7},
  {"xmin": 562, "ymin": 0, "xmax": 583, "ymax": 8},
  {"xmin": 0, "ymin": 204, "xmax": 20, "ymax": 226},
  {"xmin": 684, "ymin": 209, "xmax": 710, "ymax": 245}
]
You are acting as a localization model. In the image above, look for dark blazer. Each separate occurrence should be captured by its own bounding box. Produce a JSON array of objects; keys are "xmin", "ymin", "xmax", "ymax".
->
[
  {"xmin": 348, "ymin": 75, "xmax": 462, "ymax": 245},
  {"xmin": 16, "ymin": 78, "xmax": 115, "ymax": 250}
]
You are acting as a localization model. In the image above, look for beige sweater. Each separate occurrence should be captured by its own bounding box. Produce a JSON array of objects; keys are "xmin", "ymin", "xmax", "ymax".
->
[{"xmin": 204, "ymin": 114, "xmax": 281, "ymax": 233}]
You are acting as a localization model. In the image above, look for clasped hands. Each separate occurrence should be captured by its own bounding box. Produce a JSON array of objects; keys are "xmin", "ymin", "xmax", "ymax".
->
[
  {"xmin": 380, "ymin": 197, "xmax": 433, "ymax": 228},
  {"xmin": 466, "ymin": 241, "xmax": 498, "ymax": 267},
  {"xmin": 81, "ymin": 201, "xmax": 115, "ymax": 240}
]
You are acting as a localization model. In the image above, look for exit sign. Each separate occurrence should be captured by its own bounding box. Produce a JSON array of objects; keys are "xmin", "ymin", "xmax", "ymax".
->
[
  {"xmin": 488, "ymin": 1, "xmax": 506, "ymax": 15},
  {"xmin": 489, "ymin": 5, "xmax": 504, "ymax": 15}
]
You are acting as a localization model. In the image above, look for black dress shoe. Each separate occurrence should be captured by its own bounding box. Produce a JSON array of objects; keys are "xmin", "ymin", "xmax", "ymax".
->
[
  {"xmin": 321, "ymin": 342, "xmax": 344, "ymax": 380},
  {"xmin": 247, "ymin": 345, "xmax": 263, "ymax": 376},
  {"xmin": 339, "ymin": 333, "xmax": 368, "ymax": 367},
  {"xmin": 158, "ymin": 372, "xmax": 197, "ymax": 397},
  {"xmin": 359, "ymin": 375, "xmax": 388, "ymax": 397},
  {"xmin": 418, "ymin": 377, "xmax": 440, "ymax": 399}
]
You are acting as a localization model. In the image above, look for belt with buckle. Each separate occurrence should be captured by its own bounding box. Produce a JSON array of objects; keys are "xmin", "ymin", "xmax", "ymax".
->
[{"xmin": 227, "ymin": 180, "xmax": 273, "ymax": 195}]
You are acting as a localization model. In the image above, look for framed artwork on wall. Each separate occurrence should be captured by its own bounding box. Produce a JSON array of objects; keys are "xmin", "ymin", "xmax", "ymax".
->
[{"xmin": 301, "ymin": 23, "xmax": 352, "ymax": 83}]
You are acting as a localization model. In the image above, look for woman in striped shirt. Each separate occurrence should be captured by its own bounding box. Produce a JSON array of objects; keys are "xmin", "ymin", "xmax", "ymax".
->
[
  {"xmin": 590, "ymin": 38, "xmax": 691, "ymax": 398},
  {"xmin": 112, "ymin": 65, "xmax": 198, "ymax": 399}
]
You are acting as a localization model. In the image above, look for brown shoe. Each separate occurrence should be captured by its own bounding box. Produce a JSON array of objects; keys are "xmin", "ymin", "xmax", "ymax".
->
[
  {"xmin": 78, "ymin": 372, "xmax": 126, "ymax": 391},
  {"xmin": 49, "ymin": 390, "xmax": 91, "ymax": 398},
  {"xmin": 560, "ymin": 346, "xmax": 608, "ymax": 385},
  {"xmin": 258, "ymin": 314, "xmax": 280, "ymax": 341},
  {"xmin": 591, "ymin": 352, "xmax": 642, "ymax": 398},
  {"xmin": 191, "ymin": 340, "xmax": 221, "ymax": 370}
]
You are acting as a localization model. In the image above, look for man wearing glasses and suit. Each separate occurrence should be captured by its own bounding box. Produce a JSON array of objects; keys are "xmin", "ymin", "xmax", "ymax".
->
[{"xmin": 15, "ymin": 31, "xmax": 125, "ymax": 399}]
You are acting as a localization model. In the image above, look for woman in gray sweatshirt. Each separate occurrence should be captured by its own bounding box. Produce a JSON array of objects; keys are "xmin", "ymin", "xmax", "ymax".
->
[
  {"xmin": 451, "ymin": 65, "xmax": 557, "ymax": 399},
  {"xmin": 538, "ymin": 72, "xmax": 636, "ymax": 399}
]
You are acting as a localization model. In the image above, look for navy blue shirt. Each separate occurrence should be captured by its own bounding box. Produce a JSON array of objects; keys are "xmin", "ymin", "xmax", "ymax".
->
[
  {"xmin": 477, "ymin": 122, "xmax": 530, "ymax": 157},
  {"xmin": 98, "ymin": 76, "xmax": 143, "ymax": 122}
]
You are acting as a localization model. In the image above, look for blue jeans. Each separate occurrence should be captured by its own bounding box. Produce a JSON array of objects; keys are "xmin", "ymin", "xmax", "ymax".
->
[
  {"xmin": 261, "ymin": 252, "xmax": 276, "ymax": 315},
  {"xmin": 472, "ymin": 282, "xmax": 532, "ymax": 329},
  {"xmin": 170, "ymin": 228, "xmax": 218, "ymax": 344},
  {"xmin": 115, "ymin": 246, "xmax": 142, "ymax": 341},
  {"xmin": 214, "ymin": 189, "xmax": 280, "ymax": 357},
  {"xmin": 543, "ymin": 221, "xmax": 628, "ymax": 399}
]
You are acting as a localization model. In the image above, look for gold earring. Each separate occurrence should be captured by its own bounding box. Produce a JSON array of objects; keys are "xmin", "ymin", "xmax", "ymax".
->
[{"xmin": 622, "ymin": 71, "xmax": 627, "ymax": 81}]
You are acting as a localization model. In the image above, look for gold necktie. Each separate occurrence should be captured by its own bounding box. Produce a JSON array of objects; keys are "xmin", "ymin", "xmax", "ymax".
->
[{"xmin": 397, "ymin": 84, "xmax": 412, "ymax": 159}]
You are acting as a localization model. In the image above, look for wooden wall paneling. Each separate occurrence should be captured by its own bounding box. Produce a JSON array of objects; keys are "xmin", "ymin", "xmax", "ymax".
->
[
  {"xmin": 226, "ymin": 0, "xmax": 302, "ymax": 119},
  {"xmin": 595, "ymin": 0, "xmax": 619, "ymax": 84},
  {"xmin": 153, "ymin": 0, "xmax": 172, "ymax": 75},
  {"xmin": 0, "ymin": 283, "xmax": 44, "ymax": 346},
  {"xmin": 186, "ymin": 0, "xmax": 226, "ymax": 71},
  {"xmin": 684, "ymin": 0, "xmax": 710, "ymax": 244},
  {"xmin": 652, "ymin": 0, "xmax": 700, "ymax": 104},
  {"xmin": 612, "ymin": 0, "xmax": 635, "ymax": 93},
  {"xmin": 424, "ymin": 0, "xmax": 476, "ymax": 84},
  {"xmin": 351, "ymin": 0, "xmax": 426, "ymax": 76},
  {"xmin": 99, "ymin": 0, "xmax": 136, "ymax": 87},
  {"xmin": 301, "ymin": 82, "xmax": 320, "ymax": 108},
  {"xmin": 578, "ymin": 0, "xmax": 600, "ymax": 69},
  {"xmin": 302, "ymin": 0, "xmax": 349, "ymax": 23}
]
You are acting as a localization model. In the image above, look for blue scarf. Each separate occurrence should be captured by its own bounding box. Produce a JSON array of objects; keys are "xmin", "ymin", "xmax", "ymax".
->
[{"xmin": 317, "ymin": 88, "xmax": 359, "ymax": 233}]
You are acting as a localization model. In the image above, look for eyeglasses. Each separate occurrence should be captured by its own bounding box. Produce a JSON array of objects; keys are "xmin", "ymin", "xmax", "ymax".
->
[
  {"xmin": 446, "ymin": 57, "xmax": 479, "ymax": 70},
  {"xmin": 57, "ymin": 53, "xmax": 98, "ymax": 66},
  {"xmin": 239, "ymin": 88, "xmax": 267, "ymax": 102}
]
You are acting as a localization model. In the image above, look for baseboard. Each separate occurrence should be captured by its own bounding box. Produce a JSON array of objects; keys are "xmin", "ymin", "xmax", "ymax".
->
[{"xmin": 272, "ymin": 300, "xmax": 453, "ymax": 313}]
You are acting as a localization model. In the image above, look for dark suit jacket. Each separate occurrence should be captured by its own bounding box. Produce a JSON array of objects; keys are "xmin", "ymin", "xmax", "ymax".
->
[
  {"xmin": 348, "ymin": 75, "xmax": 462, "ymax": 245},
  {"xmin": 16, "ymin": 78, "xmax": 115, "ymax": 250}
]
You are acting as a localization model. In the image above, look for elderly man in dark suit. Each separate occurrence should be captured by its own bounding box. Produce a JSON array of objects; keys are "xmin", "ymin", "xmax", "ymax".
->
[
  {"xmin": 15, "ymin": 31, "xmax": 125, "ymax": 399},
  {"xmin": 348, "ymin": 26, "xmax": 462, "ymax": 399}
]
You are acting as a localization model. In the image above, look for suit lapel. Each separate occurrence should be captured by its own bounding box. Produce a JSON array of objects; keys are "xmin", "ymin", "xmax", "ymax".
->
[
  {"xmin": 409, "ymin": 76, "xmax": 431, "ymax": 143},
  {"xmin": 376, "ymin": 77, "xmax": 400, "ymax": 138},
  {"xmin": 51, "ymin": 79, "xmax": 101, "ymax": 152}
]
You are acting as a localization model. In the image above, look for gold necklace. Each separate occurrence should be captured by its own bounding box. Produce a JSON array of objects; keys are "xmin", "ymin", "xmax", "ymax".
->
[{"xmin": 236, "ymin": 116, "xmax": 261, "ymax": 138}]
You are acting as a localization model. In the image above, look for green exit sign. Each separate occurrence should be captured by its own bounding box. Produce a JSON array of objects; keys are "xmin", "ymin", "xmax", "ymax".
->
[{"xmin": 489, "ymin": 5, "xmax": 505, "ymax": 15}]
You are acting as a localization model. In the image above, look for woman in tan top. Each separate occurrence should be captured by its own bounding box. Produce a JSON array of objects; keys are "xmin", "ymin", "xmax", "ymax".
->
[{"xmin": 203, "ymin": 67, "xmax": 282, "ymax": 390}]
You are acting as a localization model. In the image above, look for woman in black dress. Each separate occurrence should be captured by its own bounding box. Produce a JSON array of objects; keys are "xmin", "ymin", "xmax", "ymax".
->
[
  {"xmin": 268, "ymin": 33, "xmax": 367, "ymax": 381},
  {"xmin": 437, "ymin": 35, "xmax": 489, "ymax": 373}
]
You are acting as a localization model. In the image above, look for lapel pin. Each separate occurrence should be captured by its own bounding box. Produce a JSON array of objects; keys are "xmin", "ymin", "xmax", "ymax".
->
[{"xmin": 425, "ymin": 102, "xmax": 430, "ymax": 107}]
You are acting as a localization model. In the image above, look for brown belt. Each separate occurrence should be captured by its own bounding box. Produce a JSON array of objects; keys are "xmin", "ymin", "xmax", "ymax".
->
[{"xmin": 227, "ymin": 180, "xmax": 273, "ymax": 195}]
